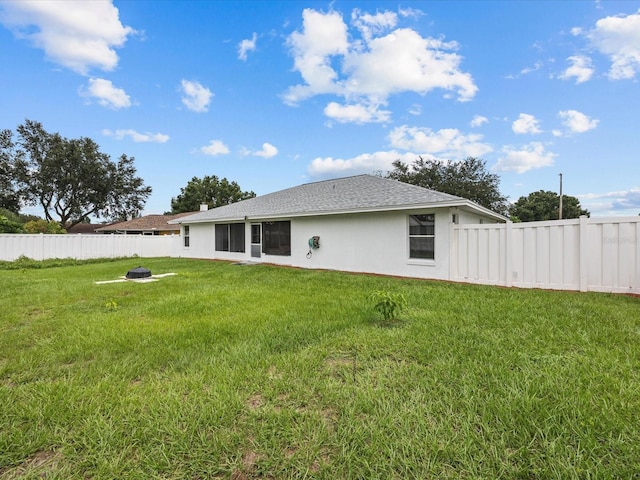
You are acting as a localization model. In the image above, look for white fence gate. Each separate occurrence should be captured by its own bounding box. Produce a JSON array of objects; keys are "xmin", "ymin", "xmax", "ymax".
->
[
  {"xmin": 0, "ymin": 234, "xmax": 181, "ymax": 262},
  {"xmin": 451, "ymin": 216, "xmax": 640, "ymax": 294}
]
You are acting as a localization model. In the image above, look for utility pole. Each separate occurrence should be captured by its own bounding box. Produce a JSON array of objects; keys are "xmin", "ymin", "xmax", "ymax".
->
[{"xmin": 559, "ymin": 173, "xmax": 563, "ymax": 220}]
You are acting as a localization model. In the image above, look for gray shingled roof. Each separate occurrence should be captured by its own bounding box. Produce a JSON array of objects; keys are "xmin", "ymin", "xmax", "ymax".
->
[{"xmin": 171, "ymin": 174, "xmax": 505, "ymax": 223}]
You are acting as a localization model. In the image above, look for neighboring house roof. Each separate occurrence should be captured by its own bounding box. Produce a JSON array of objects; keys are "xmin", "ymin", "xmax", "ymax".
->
[
  {"xmin": 171, "ymin": 174, "xmax": 507, "ymax": 224},
  {"xmin": 96, "ymin": 211, "xmax": 199, "ymax": 233},
  {"xmin": 66, "ymin": 223, "xmax": 106, "ymax": 234}
]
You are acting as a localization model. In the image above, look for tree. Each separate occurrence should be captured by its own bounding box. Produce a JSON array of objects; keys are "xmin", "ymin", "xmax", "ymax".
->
[
  {"xmin": 509, "ymin": 190, "xmax": 589, "ymax": 222},
  {"xmin": 0, "ymin": 215, "xmax": 23, "ymax": 233},
  {"xmin": 386, "ymin": 156, "xmax": 509, "ymax": 215},
  {"xmin": 0, "ymin": 129, "xmax": 21, "ymax": 212},
  {"xmin": 23, "ymin": 219, "xmax": 66, "ymax": 234},
  {"xmin": 102, "ymin": 154, "xmax": 153, "ymax": 222},
  {"xmin": 170, "ymin": 175, "xmax": 255, "ymax": 213},
  {"xmin": 2, "ymin": 120, "xmax": 151, "ymax": 229},
  {"xmin": 0, "ymin": 208, "xmax": 40, "ymax": 224}
]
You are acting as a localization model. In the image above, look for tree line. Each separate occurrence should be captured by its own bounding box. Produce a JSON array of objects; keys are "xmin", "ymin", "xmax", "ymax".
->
[
  {"xmin": 385, "ymin": 156, "xmax": 589, "ymax": 221},
  {"xmin": 1, "ymin": 120, "xmax": 151, "ymax": 230},
  {"xmin": 1, "ymin": 119, "xmax": 589, "ymax": 234}
]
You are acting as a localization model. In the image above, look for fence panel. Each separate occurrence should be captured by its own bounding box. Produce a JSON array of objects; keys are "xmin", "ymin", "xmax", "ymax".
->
[
  {"xmin": 453, "ymin": 216, "xmax": 639, "ymax": 294},
  {"xmin": 0, "ymin": 234, "xmax": 180, "ymax": 261},
  {"xmin": 586, "ymin": 218, "xmax": 640, "ymax": 293}
]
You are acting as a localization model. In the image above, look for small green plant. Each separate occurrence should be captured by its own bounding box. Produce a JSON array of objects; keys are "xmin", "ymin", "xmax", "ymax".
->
[
  {"xmin": 369, "ymin": 290, "xmax": 407, "ymax": 321},
  {"xmin": 105, "ymin": 300, "xmax": 118, "ymax": 311}
]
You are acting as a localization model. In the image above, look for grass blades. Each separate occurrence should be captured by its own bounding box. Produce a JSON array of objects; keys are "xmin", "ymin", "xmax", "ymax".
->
[{"xmin": 1, "ymin": 258, "xmax": 639, "ymax": 478}]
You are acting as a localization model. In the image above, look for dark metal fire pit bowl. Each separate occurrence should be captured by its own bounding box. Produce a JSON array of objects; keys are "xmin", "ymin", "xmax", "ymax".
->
[{"xmin": 125, "ymin": 266, "xmax": 152, "ymax": 280}]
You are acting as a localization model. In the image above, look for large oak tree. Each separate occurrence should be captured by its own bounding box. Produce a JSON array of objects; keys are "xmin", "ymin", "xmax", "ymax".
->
[
  {"xmin": 2, "ymin": 120, "xmax": 151, "ymax": 228},
  {"xmin": 170, "ymin": 175, "xmax": 255, "ymax": 213},
  {"xmin": 386, "ymin": 156, "xmax": 509, "ymax": 215}
]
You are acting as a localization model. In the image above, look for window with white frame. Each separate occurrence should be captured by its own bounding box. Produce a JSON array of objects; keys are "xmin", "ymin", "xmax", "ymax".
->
[
  {"xmin": 183, "ymin": 225, "xmax": 190, "ymax": 247},
  {"xmin": 215, "ymin": 223, "xmax": 245, "ymax": 252},
  {"xmin": 409, "ymin": 214, "xmax": 435, "ymax": 260}
]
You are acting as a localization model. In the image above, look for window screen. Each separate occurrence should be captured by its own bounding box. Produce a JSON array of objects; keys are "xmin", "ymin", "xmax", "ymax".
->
[{"xmin": 409, "ymin": 214, "xmax": 435, "ymax": 259}]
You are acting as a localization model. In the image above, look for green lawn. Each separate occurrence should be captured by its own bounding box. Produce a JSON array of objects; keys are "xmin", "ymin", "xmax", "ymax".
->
[{"xmin": 1, "ymin": 258, "xmax": 639, "ymax": 479}]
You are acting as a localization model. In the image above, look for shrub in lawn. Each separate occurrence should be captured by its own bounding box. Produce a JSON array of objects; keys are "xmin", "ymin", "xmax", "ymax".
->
[
  {"xmin": 369, "ymin": 290, "xmax": 407, "ymax": 320},
  {"xmin": 104, "ymin": 300, "xmax": 118, "ymax": 311}
]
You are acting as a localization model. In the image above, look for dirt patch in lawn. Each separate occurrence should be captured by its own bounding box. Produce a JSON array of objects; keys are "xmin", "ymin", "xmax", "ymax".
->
[
  {"xmin": 0, "ymin": 450, "xmax": 63, "ymax": 479},
  {"xmin": 246, "ymin": 393, "xmax": 265, "ymax": 410}
]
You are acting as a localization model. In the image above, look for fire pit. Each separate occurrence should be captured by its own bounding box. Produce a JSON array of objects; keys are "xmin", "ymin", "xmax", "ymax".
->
[{"xmin": 125, "ymin": 266, "xmax": 152, "ymax": 280}]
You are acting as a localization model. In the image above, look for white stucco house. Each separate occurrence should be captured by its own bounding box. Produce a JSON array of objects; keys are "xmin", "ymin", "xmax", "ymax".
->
[{"xmin": 169, "ymin": 174, "xmax": 507, "ymax": 280}]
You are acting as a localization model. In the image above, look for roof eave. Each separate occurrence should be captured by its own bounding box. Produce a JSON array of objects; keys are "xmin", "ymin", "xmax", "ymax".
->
[{"xmin": 173, "ymin": 200, "xmax": 507, "ymax": 224}]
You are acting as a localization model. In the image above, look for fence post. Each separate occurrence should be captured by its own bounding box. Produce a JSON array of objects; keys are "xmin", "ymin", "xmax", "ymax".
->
[
  {"xmin": 449, "ymin": 218, "xmax": 455, "ymax": 281},
  {"xmin": 636, "ymin": 220, "xmax": 640, "ymax": 292},
  {"xmin": 579, "ymin": 215, "xmax": 588, "ymax": 292},
  {"xmin": 505, "ymin": 221, "xmax": 513, "ymax": 288}
]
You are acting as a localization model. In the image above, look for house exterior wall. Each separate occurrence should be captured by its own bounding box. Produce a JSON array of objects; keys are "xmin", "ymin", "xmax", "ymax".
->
[
  {"xmin": 292, "ymin": 210, "xmax": 451, "ymax": 279},
  {"xmin": 178, "ymin": 207, "xmax": 499, "ymax": 280},
  {"xmin": 176, "ymin": 223, "xmax": 215, "ymax": 260},
  {"xmin": 455, "ymin": 209, "xmax": 494, "ymax": 225}
]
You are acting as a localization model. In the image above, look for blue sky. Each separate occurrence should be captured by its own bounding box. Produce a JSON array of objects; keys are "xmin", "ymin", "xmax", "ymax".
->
[{"xmin": 1, "ymin": 0, "xmax": 639, "ymax": 217}]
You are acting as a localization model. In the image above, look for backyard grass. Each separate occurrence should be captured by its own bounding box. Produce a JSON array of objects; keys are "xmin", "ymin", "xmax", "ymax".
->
[{"xmin": 1, "ymin": 257, "xmax": 639, "ymax": 479}]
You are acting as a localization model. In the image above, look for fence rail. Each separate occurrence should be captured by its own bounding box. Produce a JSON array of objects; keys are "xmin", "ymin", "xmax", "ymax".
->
[
  {"xmin": 451, "ymin": 216, "xmax": 640, "ymax": 294},
  {"xmin": 0, "ymin": 234, "xmax": 180, "ymax": 261}
]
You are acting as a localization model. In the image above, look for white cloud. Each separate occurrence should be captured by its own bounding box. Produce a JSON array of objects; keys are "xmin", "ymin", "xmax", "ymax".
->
[
  {"xmin": 307, "ymin": 150, "xmax": 417, "ymax": 179},
  {"xmin": 324, "ymin": 101, "xmax": 391, "ymax": 124},
  {"xmin": 180, "ymin": 80, "xmax": 213, "ymax": 113},
  {"xmin": 0, "ymin": 0, "xmax": 135, "ymax": 74},
  {"xmin": 282, "ymin": 8, "xmax": 349, "ymax": 104},
  {"xmin": 583, "ymin": 9, "xmax": 640, "ymax": 80},
  {"xmin": 559, "ymin": 55, "xmax": 594, "ymax": 83},
  {"xmin": 558, "ymin": 109, "xmax": 599, "ymax": 133},
  {"xmin": 343, "ymin": 28, "xmax": 477, "ymax": 100},
  {"xmin": 512, "ymin": 113, "xmax": 542, "ymax": 134},
  {"xmin": 578, "ymin": 187, "xmax": 640, "ymax": 214},
  {"xmin": 470, "ymin": 115, "xmax": 488, "ymax": 127},
  {"xmin": 388, "ymin": 125, "xmax": 493, "ymax": 159},
  {"xmin": 398, "ymin": 7, "xmax": 425, "ymax": 19},
  {"xmin": 199, "ymin": 140, "xmax": 229, "ymax": 156},
  {"xmin": 307, "ymin": 126, "xmax": 494, "ymax": 180},
  {"xmin": 506, "ymin": 61, "xmax": 543, "ymax": 80},
  {"xmin": 254, "ymin": 143, "xmax": 278, "ymax": 158},
  {"xmin": 520, "ymin": 61, "xmax": 543, "ymax": 76},
  {"xmin": 408, "ymin": 104, "xmax": 422, "ymax": 116},
  {"xmin": 102, "ymin": 129, "xmax": 168, "ymax": 143},
  {"xmin": 493, "ymin": 142, "xmax": 556, "ymax": 173},
  {"xmin": 351, "ymin": 8, "xmax": 397, "ymax": 42},
  {"xmin": 238, "ymin": 32, "xmax": 257, "ymax": 61},
  {"xmin": 283, "ymin": 8, "xmax": 477, "ymax": 123},
  {"xmin": 81, "ymin": 78, "xmax": 131, "ymax": 109}
]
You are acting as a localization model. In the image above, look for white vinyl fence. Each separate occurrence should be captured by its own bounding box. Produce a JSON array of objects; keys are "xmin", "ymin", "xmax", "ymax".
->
[
  {"xmin": 0, "ymin": 234, "xmax": 181, "ymax": 261},
  {"xmin": 451, "ymin": 216, "xmax": 640, "ymax": 294},
  {"xmin": 3, "ymin": 217, "xmax": 639, "ymax": 295}
]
